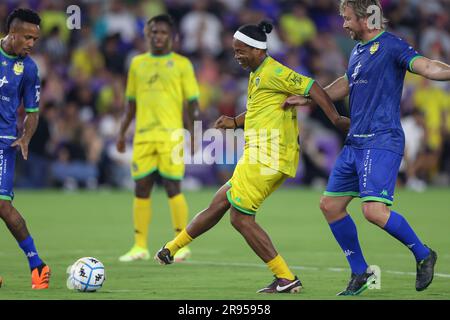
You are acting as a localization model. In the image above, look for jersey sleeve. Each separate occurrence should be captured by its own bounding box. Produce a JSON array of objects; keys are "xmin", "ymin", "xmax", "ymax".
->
[
  {"xmin": 125, "ymin": 58, "xmax": 137, "ymax": 101},
  {"xmin": 267, "ymin": 65, "xmax": 315, "ymax": 97},
  {"xmin": 392, "ymin": 37, "xmax": 422, "ymax": 72},
  {"xmin": 22, "ymin": 63, "xmax": 40, "ymax": 112},
  {"xmin": 181, "ymin": 59, "xmax": 199, "ymax": 102}
]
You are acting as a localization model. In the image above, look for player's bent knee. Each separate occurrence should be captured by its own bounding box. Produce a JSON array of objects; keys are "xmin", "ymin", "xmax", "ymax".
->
[
  {"xmin": 229, "ymin": 210, "xmax": 254, "ymax": 231},
  {"xmin": 319, "ymin": 196, "xmax": 337, "ymax": 215},
  {"xmin": 362, "ymin": 202, "xmax": 387, "ymax": 225}
]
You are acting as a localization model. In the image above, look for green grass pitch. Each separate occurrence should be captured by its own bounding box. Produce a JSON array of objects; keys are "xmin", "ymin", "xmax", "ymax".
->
[{"xmin": 0, "ymin": 187, "xmax": 449, "ymax": 300}]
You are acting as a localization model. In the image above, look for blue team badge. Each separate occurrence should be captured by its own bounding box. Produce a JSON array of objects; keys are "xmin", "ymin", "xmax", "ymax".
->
[
  {"xmin": 370, "ymin": 42, "xmax": 380, "ymax": 55},
  {"xmin": 166, "ymin": 60, "xmax": 174, "ymax": 68},
  {"xmin": 13, "ymin": 61, "xmax": 24, "ymax": 75},
  {"xmin": 1, "ymin": 61, "xmax": 7, "ymax": 67},
  {"xmin": 255, "ymin": 77, "xmax": 260, "ymax": 87}
]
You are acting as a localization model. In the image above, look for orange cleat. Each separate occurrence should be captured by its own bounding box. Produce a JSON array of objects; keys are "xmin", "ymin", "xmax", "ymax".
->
[{"xmin": 31, "ymin": 264, "xmax": 51, "ymax": 289}]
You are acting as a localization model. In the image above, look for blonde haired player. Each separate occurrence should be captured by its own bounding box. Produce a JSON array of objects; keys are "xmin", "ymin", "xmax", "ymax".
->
[
  {"xmin": 117, "ymin": 14, "xmax": 200, "ymax": 262},
  {"xmin": 155, "ymin": 21, "xmax": 349, "ymax": 293}
]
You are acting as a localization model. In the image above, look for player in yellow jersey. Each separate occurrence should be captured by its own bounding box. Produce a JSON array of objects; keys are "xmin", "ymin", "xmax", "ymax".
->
[
  {"xmin": 117, "ymin": 14, "xmax": 200, "ymax": 262},
  {"xmin": 155, "ymin": 21, "xmax": 349, "ymax": 293}
]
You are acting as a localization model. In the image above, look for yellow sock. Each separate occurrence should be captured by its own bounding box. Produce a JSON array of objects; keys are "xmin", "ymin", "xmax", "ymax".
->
[
  {"xmin": 165, "ymin": 229, "xmax": 193, "ymax": 256},
  {"xmin": 267, "ymin": 255, "xmax": 295, "ymax": 280},
  {"xmin": 168, "ymin": 193, "xmax": 189, "ymax": 237},
  {"xmin": 133, "ymin": 197, "xmax": 151, "ymax": 249}
]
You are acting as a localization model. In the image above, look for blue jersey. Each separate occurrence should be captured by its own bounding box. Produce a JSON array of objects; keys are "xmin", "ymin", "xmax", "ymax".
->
[
  {"xmin": 0, "ymin": 46, "xmax": 40, "ymax": 148},
  {"xmin": 345, "ymin": 31, "xmax": 421, "ymax": 155}
]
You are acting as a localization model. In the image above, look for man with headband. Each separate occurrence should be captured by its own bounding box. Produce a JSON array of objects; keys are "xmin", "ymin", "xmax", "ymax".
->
[{"xmin": 155, "ymin": 21, "xmax": 349, "ymax": 293}]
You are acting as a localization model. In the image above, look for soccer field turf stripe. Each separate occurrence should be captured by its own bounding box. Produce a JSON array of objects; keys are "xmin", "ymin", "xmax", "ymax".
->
[{"xmin": 184, "ymin": 260, "xmax": 450, "ymax": 279}]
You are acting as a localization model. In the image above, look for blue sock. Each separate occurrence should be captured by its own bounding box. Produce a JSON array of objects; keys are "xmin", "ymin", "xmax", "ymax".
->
[
  {"xmin": 384, "ymin": 211, "xmax": 430, "ymax": 262},
  {"xmin": 18, "ymin": 236, "xmax": 43, "ymax": 270},
  {"xmin": 329, "ymin": 215, "xmax": 369, "ymax": 275}
]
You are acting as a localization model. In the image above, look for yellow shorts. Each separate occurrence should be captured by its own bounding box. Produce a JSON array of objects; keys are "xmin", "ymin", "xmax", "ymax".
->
[
  {"xmin": 131, "ymin": 141, "xmax": 184, "ymax": 181},
  {"xmin": 226, "ymin": 153, "xmax": 287, "ymax": 215}
]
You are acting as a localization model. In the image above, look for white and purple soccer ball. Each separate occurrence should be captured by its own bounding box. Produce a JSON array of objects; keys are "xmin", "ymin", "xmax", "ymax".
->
[{"xmin": 66, "ymin": 257, "xmax": 106, "ymax": 292}]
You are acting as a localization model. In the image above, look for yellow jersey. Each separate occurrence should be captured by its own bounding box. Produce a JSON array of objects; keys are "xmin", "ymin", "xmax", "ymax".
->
[
  {"xmin": 126, "ymin": 52, "xmax": 199, "ymax": 142},
  {"xmin": 244, "ymin": 56, "xmax": 314, "ymax": 177}
]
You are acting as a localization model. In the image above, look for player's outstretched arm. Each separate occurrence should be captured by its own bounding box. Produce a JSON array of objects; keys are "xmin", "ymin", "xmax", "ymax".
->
[
  {"xmin": 309, "ymin": 81, "xmax": 350, "ymax": 133},
  {"xmin": 282, "ymin": 75, "xmax": 349, "ymax": 110},
  {"xmin": 412, "ymin": 57, "xmax": 450, "ymax": 81},
  {"xmin": 116, "ymin": 100, "xmax": 136, "ymax": 153},
  {"xmin": 11, "ymin": 112, "xmax": 39, "ymax": 160},
  {"xmin": 214, "ymin": 111, "xmax": 246, "ymax": 129}
]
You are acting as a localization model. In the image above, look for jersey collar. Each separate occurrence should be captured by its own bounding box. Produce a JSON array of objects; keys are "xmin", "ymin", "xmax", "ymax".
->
[
  {"xmin": 359, "ymin": 30, "xmax": 386, "ymax": 46},
  {"xmin": 251, "ymin": 55, "xmax": 270, "ymax": 75},
  {"xmin": 0, "ymin": 39, "xmax": 19, "ymax": 60},
  {"xmin": 149, "ymin": 52, "xmax": 173, "ymax": 58}
]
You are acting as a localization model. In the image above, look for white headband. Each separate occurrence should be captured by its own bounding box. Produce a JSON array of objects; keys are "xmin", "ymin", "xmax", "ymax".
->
[{"xmin": 233, "ymin": 31, "xmax": 267, "ymax": 49}]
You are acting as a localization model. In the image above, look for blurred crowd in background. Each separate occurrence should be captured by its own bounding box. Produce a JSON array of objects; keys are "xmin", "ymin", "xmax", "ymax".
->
[{"xmin": 1, "ymin": 0, "xmax": 449, "ymax": 192}]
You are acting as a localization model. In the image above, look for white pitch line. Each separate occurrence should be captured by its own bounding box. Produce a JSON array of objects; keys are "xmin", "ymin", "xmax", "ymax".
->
[{"xmin": 184, "ymin": 260, "xmax": 450, "ymax": 279}]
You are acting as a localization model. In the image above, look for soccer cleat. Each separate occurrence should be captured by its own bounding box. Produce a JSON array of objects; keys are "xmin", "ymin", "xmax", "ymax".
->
[
  {"xmin": 416, "ymin": 246, "xmax": 437, "ymax": 291},
  {"xmin": 257, "ymin": 276, "xmax": 302, "ymax": 293},
  {"xmin": 174, "ymin": 246, "xmax": 191, "ymax": 262},
  {"xmin": 337, "ymin": 272, "xmax": 376, "ymax": 296},
  {"xmin": 31, "ymin": 263, "xmax": 51, "ymax": 290},
  {"xmin": 118, "ymin": 245, "xmax": 150, "ymax": 262},
  {"xmin": 154, "ymin": 246, "xmax": 174, "ymax": 265}
]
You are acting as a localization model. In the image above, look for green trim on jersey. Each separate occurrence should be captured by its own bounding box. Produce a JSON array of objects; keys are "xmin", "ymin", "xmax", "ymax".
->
[
  {"xmin": 25, "ymin": 108, "xmax": 39, "ymax": 113},
  {"xmin": 149, "ymin": 52, "xmax": 174, "ymax": 59},
  {"xmin": 187, "ymin": 95, "xmax": 199, "ymax": 102},
  {"xmin": 0, "ymin": 195, "xmax": 12, "ymax": 201},
  {"xmin": 126, "ymin": 95, "xmax": 136, "ymax": 101},
  {"xmin": 159, "ymin": 171, "xmax": 184, "ymax": 181},
  {"xmin": 323, "ymin": 191, "xmax": 359, "ymax": 197},
  {"xmin": 361, "ymin": 196, "xmax": 393, "ymax": 206},
  {"xmin": 0, "ymin": 42, "xmax": 18, "ymax": 59},
  {"xmin": 304, "ymin": 79, "xmax": 315, "ymax": 96},
  {"xmin": 132, "ymin": 167, "xmax": 158, "ymax": 181},
  {"xmin": 408, "ymin": 55, "xmax": 423, "ymax": 73},
  {"xmin": 226, "ymin": 189, "xmax": 256, "ymax": 215},
  {"xmin": 360, "ymin": 30, "xmax": 386, "ymax": 45},
  {"xmin": 252, "ymin": 56, "xmax": 270, "ymax": 75}
]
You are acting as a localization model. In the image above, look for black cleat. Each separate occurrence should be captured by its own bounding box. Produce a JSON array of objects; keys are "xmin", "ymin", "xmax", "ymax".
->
[
  {"xmin": 416, "ymin": 246, "xmax": 437, "ymax": 291},
  {"xmin": 337, "ymin": 272, "xmax": 376, "ymax": 296},
  {"xmin": 154, "ymin": 246, "xmax": 174, "ymax": 265},
  {"xmin": 257, "ymin": 276, "xmax": 302, "ymax": 293}
]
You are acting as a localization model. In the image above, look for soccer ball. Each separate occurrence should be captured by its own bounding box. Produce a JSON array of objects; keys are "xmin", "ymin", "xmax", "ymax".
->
[{"xmin": 66, "ymin": 257, "xmax": 106, "ymax": 292}]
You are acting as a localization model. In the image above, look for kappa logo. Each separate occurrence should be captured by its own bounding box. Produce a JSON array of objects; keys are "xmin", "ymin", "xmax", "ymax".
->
[
  {"xmin": 344, "ymin": 249, "xmax": 355, "ymax": 257},
  {"xmin": 0, "ymin": 76, "xmax": 8, "ymax": 87},
  {"xmin": 26, "ymin": 251, "xmax": 38, "ymax": 258},
  {"xmin": 352, "ymin": 62, "xmax": 362, "ymax": 79}
]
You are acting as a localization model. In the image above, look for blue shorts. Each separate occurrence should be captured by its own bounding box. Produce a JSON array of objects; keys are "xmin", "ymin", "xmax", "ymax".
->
[
  {"xmin": 0, "ymin": 146, "xmax": 16, "ymax": 201},
  {"xmin": 324, "ymin": 146, "xmax": 402, "ymax": 206}
]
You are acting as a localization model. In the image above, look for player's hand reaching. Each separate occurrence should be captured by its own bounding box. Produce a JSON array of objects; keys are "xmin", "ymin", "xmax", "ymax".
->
[
  {"xmin": 214, "ymin": 115, "xmax": 236, "ymax": 129},
  {"xmin": 334, "ymin": 116, "xmax": 351, "ymax": 134},
  {"xmin": 282, "ymin": 95, "xmax": 313, "ymax": 110},
  {"xmin": 116, "ymin": 135, "xmax": 126, "ymax": 153},
  {"xmin": 11, "ymin": 137, "xmax": 31, "ymax": 160}
]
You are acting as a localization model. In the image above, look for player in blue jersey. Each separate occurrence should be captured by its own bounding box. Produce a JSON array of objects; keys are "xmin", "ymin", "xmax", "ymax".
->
[
  {"xmin": 284, "ymin": 0, "xmax": 449, "ymax": 295},
  {"xmin": 0, "ymin": 8, "xmax": 50, "ymax": 289}
]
